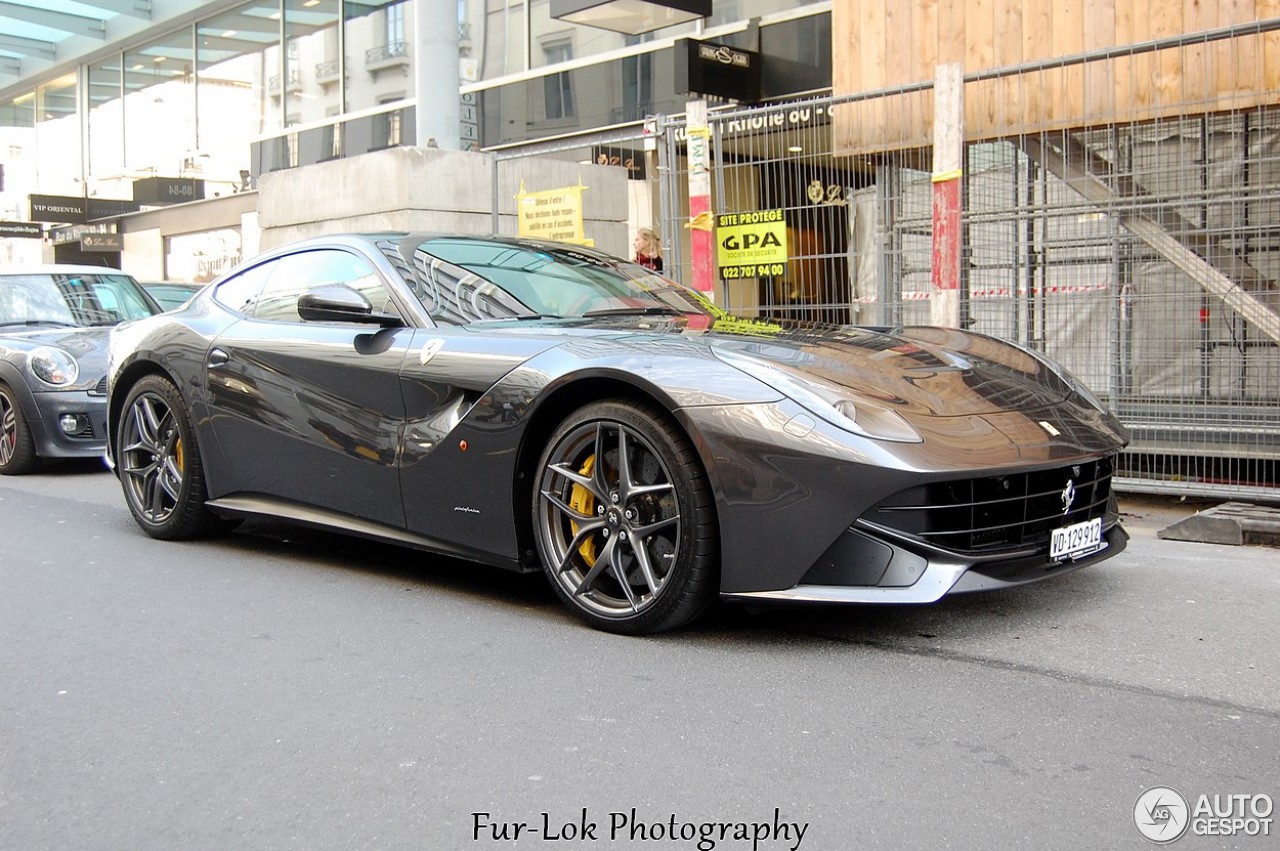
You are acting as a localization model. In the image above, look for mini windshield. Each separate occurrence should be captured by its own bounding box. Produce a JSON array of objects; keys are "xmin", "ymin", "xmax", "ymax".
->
[
  {"xmin": 0, "ymin": 273, "xmax": 157, "ymax": 328},
  {"xmin": 388, "ymin": 236, "xmax": 713, "ymax": 326}
]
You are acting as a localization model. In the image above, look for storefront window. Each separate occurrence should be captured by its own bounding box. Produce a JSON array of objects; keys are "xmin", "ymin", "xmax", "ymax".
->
[
  {"xmin": 198, "ymin": 3, "xmax": 285, "ymax": 194},
  {"xmin": 35, "ymin": 75, "xmax": 80, "ymax": 195},
  {"xmin": 285, "ymin": 0, "xmax": 342, "ymax": 128},
  {"xmin": 344, "ymin": 0, "xmax": 415, "ymax": 115},
  {"xmin": 166, "ymin": 229, "xmax": 243, "ymax": 283},
  {"xmin": 527, "ymin": 0, "xmax": 700, "ymax": 72},
  {"xmin": 124, "ymin": 30, "xmax": 196, "ymax": 180},
  {"xmin": 87, "ymin": 59, "xmax": 126, "ymax": 199}
]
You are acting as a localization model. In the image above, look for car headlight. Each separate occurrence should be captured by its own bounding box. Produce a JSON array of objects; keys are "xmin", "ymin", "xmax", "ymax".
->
[
  {"xmin": 715, "ymin": 349, "xmax": 922, "ymax": 443},
  {"xmin": 29, "ymin": 346, "xmax": 80, "ymax": 387}
]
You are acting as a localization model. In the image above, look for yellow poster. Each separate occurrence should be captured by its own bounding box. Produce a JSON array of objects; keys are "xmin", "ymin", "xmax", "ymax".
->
[
  {"xmin": 516, "ymin": 180, "xmax": 594, "ymax": 246},
  {"xmin": 716, "ymin": 209, "xmax": 788, "ymax": 279}
]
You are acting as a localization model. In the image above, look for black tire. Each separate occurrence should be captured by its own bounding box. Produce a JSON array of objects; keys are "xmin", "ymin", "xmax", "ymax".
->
[
  {"xmin": 116, "ymin": 374, "xmax": 224, "ymax": 539},
  {"xmin": 533, "ymin": 399, "xmax": 718, "ymax": 634},
  {"xmin": 0, "ymin": 381, "xmax": 41, "ymax": 475}
]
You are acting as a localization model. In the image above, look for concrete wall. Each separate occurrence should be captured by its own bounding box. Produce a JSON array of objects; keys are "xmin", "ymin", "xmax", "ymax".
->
[{"xmin": 258, "ymin": 146, "xmax": 631, "ymax": 257}]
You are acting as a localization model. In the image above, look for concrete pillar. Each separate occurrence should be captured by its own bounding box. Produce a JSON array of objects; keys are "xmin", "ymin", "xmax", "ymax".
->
[{"xmin": 415, "ymin": 0, "xmax": 461, "ymax": 150}]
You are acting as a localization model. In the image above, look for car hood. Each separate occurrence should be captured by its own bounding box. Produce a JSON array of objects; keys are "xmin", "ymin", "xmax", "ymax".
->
[
  {"xmin": 518, "ymin": 313, "xmax": 1076, "ymax": 418},
  {"xmin": 0, "ymin": 326, "xmax": 111, "ymax": 387},
  {"xmin": 698, "ymin": 321, "xmax": 1074, "ymax": 417}
]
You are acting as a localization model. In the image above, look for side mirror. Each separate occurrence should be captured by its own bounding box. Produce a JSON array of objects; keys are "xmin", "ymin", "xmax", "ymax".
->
[{"xmin": 297, "ymin": 284, "xmax": 401, "ymax": 327}]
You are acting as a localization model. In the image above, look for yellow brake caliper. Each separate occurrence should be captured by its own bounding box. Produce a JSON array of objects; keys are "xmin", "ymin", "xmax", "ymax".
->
[{"xmin": 568, "ymin": 454, "xmax": 599, "ymax": 566}]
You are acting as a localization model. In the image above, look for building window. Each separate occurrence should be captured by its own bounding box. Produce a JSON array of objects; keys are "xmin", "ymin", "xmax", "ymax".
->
[
  {"xmin": 386, "ymin": 3, "xmax": 404, "ymax": 44},
  {"xmin": 542, "ymin": 41, "xmax": 575, "ymax": 121},
  {"xmin": 377, "ymin": 97, "xmax": 401, "ymax": 147}
]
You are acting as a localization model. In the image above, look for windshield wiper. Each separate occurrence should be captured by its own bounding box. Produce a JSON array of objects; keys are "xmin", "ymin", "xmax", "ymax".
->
[
  {"xmin": 474, "ymin": 313, "xmax": 570, "ymax": 322},
  {"xmin": 0, "ymin": 320, "xmax": 79, "ymax": 328},
  {"xmin": 582, "ymin": 306, "xmax": 684, "ymax": 318}
]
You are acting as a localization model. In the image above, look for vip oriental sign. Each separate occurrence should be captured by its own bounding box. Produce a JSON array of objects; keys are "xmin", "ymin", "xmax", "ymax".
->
[
  {"xmin": 716, "ymin": 209, "xmax": 788, "ymax": 279},
  {"xmin": 29, "ymin": 194, "xmax": 140, "ymax": 224},
  {"xmin": 516, "ymin": 181, "xmax": 594, "ymax": 246}
]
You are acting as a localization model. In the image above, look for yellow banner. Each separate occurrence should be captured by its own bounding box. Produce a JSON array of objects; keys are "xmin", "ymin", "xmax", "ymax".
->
[
  {"xmin": 715, "ymin": 209, "xmax": 787, "ymax": 279},
  {"xmin": 516, "ymin": 181, "xmax": 594, "ymax": 246}
]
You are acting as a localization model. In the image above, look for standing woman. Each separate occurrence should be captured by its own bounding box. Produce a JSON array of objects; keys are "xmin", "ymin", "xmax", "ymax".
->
[{"xmin": 633, "ymin": 227, "xmax": 664, "ymax": 272}]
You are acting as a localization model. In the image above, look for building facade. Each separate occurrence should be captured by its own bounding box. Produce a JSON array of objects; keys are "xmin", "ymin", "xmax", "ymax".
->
[{"xmin": 1, "ymin": 0, "xmax": 1278, "ymax": 500}]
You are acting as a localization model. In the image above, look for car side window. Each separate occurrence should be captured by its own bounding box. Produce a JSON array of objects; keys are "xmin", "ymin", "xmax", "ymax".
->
[
  {"xmin": 212, "ymin": 263, "xmax": 274, "ymax": 314},
  {"xmin": 407, "ymin": 247, "xmax": 533, "ymax": 326},
  {"xmin": 251, "ymin": 249, "xmax": 398, "ymax": 323}
]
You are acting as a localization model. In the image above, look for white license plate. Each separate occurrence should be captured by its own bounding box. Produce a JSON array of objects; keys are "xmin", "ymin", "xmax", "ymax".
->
[{"xmin": 1050, "ymin": 517, "xmax": 1104, "ymax": 561}]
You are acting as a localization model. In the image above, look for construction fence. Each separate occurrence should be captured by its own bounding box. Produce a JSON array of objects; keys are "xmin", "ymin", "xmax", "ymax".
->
[{"xmin": 491, "ymin": 21, "xmax": 1280, "ymax": 503}]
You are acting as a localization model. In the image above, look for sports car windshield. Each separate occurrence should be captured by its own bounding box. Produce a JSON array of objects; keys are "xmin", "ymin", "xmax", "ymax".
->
[
  {"xmin": 0, "ymin": 273, "xmax": 156, "ymax": 328},
  {"xmin": 390, "ymin": 236, "xmax": 711, "ymax": 325}
]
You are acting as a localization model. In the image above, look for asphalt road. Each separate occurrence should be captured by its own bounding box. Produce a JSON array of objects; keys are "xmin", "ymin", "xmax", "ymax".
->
[{"xmin": 2, "ymin": 462, "xmax": 1277, "ymax": 851}]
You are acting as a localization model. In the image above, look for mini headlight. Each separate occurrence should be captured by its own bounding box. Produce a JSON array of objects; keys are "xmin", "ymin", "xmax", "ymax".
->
[{"xmin": 29, "ymin": 346, "xmax": 80, "ymax": 387}]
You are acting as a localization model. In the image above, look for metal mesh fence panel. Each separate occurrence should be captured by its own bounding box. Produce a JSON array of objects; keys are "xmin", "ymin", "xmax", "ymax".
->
[{"xmin": 489, "ymin": 23, "xmax": 1280, "ymax": 501}]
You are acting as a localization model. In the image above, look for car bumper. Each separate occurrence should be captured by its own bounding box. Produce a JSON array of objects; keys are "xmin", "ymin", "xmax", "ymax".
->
[
  {"xmin": 723, "ymin": 521, "xmax": 1128, "ymax": 605},
  {"xmin": 28, "ymin": 388, "xmax": 110, "ymax": 460}
]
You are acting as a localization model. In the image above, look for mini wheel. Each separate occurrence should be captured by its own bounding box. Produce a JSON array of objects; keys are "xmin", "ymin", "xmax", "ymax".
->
[{"xmin": 0, "ymin": 381, "xmax": 40, "ymax": 475}]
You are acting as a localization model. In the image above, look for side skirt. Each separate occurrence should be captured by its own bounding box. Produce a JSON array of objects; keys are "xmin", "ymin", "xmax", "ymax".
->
[{"xmin": 205, "ymin": 493, "xmax": 533, "ymax": 573}]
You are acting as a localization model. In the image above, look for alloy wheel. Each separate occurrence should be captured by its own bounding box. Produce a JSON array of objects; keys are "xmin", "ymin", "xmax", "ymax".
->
[
  {"xmin": 119, "ymin": 391, "xmax": 185, "ymax": 524},
  {"xmin": 536, "ymin": 417, "xmax": 683, "ymax": 620}
]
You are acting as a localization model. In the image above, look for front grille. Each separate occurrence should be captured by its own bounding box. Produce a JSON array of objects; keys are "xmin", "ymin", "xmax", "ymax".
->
[
  {"xmin": 88, "ymin": 376, "xmax": 108, "ymax": 396},
  {"xmin": 864, "ymin": 456, "xmax": 1116, "ymax": 556}
]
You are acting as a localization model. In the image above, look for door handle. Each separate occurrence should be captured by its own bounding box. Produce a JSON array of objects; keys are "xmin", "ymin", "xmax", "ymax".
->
[{"xmin": 207, "ymin": 347, "xmax": 229, "ymax": 368}]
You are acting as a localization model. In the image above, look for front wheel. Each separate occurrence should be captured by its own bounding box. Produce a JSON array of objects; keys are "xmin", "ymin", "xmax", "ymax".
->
[
  {"xmin": 533, "ymin": 400, "xmax": 718, "ymax": 634},
  {"xmin": 117, "ymin": 374, "xmax": 224, "ymax": 539},
  {"xmin": 0, "ymin": 381, "xmax": 41, "ymax": 475}
]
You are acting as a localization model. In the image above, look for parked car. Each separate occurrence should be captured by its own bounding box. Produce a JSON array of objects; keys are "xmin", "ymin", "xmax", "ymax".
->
[
  {"xmin": 141, "ymin": 281, "xmax": 204, "ymax": 311},
  {"xmin": 106, "ymin": 234, "xmax": 1129, "ymax": 633},
  {"xmin": 1, "ymin": 265, "xmax": 160, "ymax": 474}
]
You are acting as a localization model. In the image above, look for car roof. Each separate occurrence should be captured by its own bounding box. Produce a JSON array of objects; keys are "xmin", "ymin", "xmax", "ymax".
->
[{"xmin": 0, "ymin": 265, "xmax": 137, "ymax": 277}]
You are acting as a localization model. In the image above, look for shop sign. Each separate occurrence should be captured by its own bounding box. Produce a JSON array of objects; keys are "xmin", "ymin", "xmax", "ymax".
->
[
  {"xmin": 30, "ymin": 194, "xmax": 87, "ymax": 224},
  {"xmin": 0, "ymin": 221, "xmax": 42, "ymax": 239},
  {"xmin": 671, "ymin": 104, "xmax": 836, "ymax": 144},
  {"xmin": 675, "ymin": 38, "xmax": 761, "ymax": 104},
  {"xmin": 89, "ymin": 198, "xmax": 141, "ymax": 218},
  {"xmin": 50, "ymin": 224, "xmax": 116, "ymax": 246},
  {"xmin": 591, "ymin": 145, "xmax": 646, "ymax": 179},
  {"xmin": 133, "ymin": 176, "xmax": 206, "ymax": 205},
  {"xmin": 716, "ymin": 209, "xmax": 788, "ymax": 279},
  {"xmin": 82, "ymin": 233, "xmax": 122, "ymax": 252}
]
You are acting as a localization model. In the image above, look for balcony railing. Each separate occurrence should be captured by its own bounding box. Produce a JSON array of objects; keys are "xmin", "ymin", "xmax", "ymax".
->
[
  {"xmin": 268, "ymin": 70, "xmax": 302, "ymax": 93},
  {"xmin": 365, "ymin": 41, "xmax": 408, "ymax": 65}
]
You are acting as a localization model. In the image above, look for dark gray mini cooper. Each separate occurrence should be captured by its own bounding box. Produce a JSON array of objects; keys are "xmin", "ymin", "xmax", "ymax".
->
[{"xmin": 1, "ymin": 265, "xmax": 158, "ymax": 474}]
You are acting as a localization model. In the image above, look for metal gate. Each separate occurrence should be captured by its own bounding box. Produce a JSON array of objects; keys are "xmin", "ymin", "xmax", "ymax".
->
[{"xmin": 490, "ymin": 23, "xmax": 1280, "ymax": 503}]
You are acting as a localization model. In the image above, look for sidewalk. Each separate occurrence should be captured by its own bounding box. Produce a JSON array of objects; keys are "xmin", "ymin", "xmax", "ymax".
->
[{"xmin": 1119, "ymin": 491, "xmax": 1280, "ymax": 546}]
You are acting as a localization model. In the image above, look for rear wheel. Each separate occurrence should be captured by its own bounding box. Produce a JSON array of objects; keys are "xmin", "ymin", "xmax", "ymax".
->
[
  {"xmin": 0, "ymin": 381, "xmax": 40, "ymax": 475},
  {"xmin": 117, "ymin": 375, "xmax": 224, "ymax": 539},
  {"xmin": 533, "ymin": 400, "xmax": 718, "ymax": 634}
]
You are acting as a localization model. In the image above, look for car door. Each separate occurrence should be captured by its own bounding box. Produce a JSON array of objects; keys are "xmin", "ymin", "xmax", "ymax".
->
[{"xmin": 205, "ymin": 247, "xmax": 414, "ymax": 528}]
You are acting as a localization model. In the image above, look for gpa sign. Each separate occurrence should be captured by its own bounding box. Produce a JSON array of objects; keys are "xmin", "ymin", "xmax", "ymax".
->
[{"xmin": 716, "ymin": 209, "xmax": 788, "ymax": 279}]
